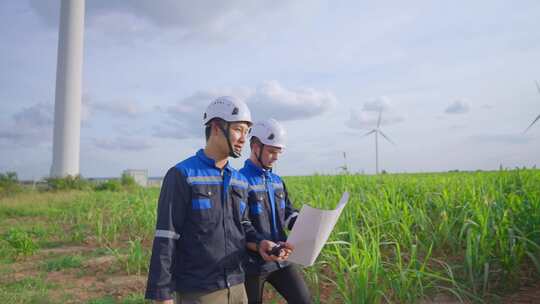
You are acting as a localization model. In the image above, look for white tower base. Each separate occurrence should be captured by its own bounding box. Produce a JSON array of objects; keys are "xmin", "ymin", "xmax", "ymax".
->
[{"xmin": 50, "ymin": 0, "xmax": 85, "ymax": 178}]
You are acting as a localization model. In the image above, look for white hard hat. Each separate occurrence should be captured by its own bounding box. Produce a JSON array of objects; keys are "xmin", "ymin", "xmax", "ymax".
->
[
  {"xmin": 203, "ymin": 96, "xmax": 252, "ymax": 125},
  {"xmin": 250, "ymin": 118, "xmax": 287, "ymax": 149}
]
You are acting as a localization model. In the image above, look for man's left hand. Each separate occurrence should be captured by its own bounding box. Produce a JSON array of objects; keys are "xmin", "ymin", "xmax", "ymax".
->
[{"xmin": 258, "ymin": 240, "xmax": 294, "ymax": 262}]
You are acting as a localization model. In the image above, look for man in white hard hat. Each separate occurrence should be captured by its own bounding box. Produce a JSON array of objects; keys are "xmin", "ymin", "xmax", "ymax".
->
[
  {"xmin": 240, "ymin": 118, "xmax": 312, "ymax": 304},
  {"xmin": 145, "ymin": 97, "xmax": 290, "ymax": 304}
]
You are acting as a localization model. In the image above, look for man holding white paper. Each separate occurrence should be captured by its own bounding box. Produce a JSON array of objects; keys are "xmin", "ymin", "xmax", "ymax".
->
[
  {"xmin": 286, "ymin": 192, "xmax": 349, "ymax": 267},
  {"xmin": 240, "ymin": 118, "xmax": 312, "ymax": 304}
]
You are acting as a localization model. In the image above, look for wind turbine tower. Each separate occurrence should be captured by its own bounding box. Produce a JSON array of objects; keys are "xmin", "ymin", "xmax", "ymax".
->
[
  {"xmin": 362, "ymin": 110, "xmax": 395, "ymax": 174},
  {"xmin": 50, "ymin": 0, "xmax": 85, "ymax": 177},
  {"xmin": 524, "ymin": 80, "xmax": 540, "ymax": 133},
  {"xmin": 337, "ymin": 151, "xmax": 348, "ymax": 174}
]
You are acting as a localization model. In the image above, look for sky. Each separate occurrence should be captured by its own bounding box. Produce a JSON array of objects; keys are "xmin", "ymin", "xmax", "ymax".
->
[{"xmin": 1, "ymin": 0, "xmax": 539, "ymax": 180}]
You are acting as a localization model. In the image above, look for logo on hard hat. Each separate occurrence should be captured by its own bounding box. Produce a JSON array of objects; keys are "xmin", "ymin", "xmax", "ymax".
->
[{"xmin": 232, "ymin": 107, "xmax": 239, "ymax": 115}]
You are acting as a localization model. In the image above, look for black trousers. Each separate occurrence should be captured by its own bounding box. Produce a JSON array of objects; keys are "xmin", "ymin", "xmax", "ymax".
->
[{"xmin": 245, "ymin": 265, "xmax": 312, "ymax": 304}]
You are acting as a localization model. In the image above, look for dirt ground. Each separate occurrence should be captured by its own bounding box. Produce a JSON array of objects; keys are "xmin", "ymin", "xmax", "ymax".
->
[
  {"xmin": 500, "ymin": 280, "xmax": 540, "ymax": 304},
  {"xmin": 1, "ymin": 244, "xmax": 146, "ymax": 303},
  {"xmin": 2, "ymin": 243, "xmax": 540, "ymax": 303}
]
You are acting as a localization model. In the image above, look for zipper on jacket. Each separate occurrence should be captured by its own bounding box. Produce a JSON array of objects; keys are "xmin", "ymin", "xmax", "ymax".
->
[
  {"xmin": 264, "ymin": 174, "xmax": 278, "ymax": 241},
  {"xmin": 222, "ymin": 169, "xmax": 231, "ymax": 286}
]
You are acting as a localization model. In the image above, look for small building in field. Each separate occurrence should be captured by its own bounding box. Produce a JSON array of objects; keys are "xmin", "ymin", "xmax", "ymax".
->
[{"xmin": 123, "ymin": 169, "xmax": 148, "ymax": 187}]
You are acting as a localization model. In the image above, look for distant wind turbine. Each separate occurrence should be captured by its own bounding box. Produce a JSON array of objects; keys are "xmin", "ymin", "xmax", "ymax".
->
[
  {"xmin": 362, "ymin": 110, "xmax": 395, "ymax": 174},
  {"xmin": 524, "ymin": 80, "xmax": 540, "ymax": 133},
  {"xmin": 336, "ymin": 151, "xmax": 348, "ymax": 174}
]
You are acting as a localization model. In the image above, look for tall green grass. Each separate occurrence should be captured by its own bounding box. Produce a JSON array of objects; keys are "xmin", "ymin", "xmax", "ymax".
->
[
  {"xmin": 1, "ymin": 169, "xmax": 539, "ymax": 303},
  {"xmin": 285, "ymin": 169, "xmax": 540, "ymax": 302}
]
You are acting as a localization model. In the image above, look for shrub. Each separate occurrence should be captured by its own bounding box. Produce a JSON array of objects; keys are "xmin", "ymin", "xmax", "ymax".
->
[
  {"xmin": 94, "ymin": 179, "xmax": 123, "ymax": 192},
  {"xmin": 121, "ymin": 173, "xmax": 140, "ymax": 191},
  {"xmin": 3, "ymin": 228, "xmax": 39, "ymax": 257},
  {"xmin": 45, "ymin": 175, "xmax": 91, "ymax": 191},
  {"xmin": 121, "ymin": 173, "xmax": 137, "ymax": 187},
  {"xmin": 94, "ymin": 174, "xmax": 140, "ymax": 192},
  {"xmin": 41, "ymin": 255, "xmax": 83, "ymax": 272},
  {"xmin": 0, "ymin": 171, "xmax": 22, "ymax": 197}
]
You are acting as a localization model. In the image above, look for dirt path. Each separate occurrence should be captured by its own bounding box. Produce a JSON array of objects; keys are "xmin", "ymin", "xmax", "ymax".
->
[
  {"xmin": 3, "ymin": 244, "xmax": 540, "ymax": 303},
  {"xmin": 1, "ymin": 244, "xmax": 145, "ymax": 303},
  {"xmin": 500, "ymin": 281, "xmax": 540, "ymax": 304}
]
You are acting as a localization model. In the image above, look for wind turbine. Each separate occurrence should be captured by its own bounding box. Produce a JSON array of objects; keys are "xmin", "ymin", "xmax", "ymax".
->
[
  {"xmin": 362, "ymin": 110, "xmax": 395, "ymax": 174},
  {"xmin": 336, "ymin": 152, "xmax": 349, "ymax": 174},
  {"xmin": 524, "ymin": 80, "xmax": 540, "ymax": 133}
]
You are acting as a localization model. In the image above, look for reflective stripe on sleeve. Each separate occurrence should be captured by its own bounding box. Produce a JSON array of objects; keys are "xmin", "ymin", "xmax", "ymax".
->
[
  {"xmin": 249, "ymin": 184, "xmax": 266, "ymax": 192},
  {"xmin": 271, "ymin": 182, "xmax": 284, "ymax": 190},
  {"xmin": 230, "ymin": 178, "xmax": 249, "ymax": 189},
  {"xmin": 284, "ymin": 212, "xmax": 299, "ymax": 229},
  {"xmin": 155, "ymin": 229, "xmax": 180, "ymax": 240},
  {"xmin": 186, "ymin": 175, "xmax": 222, "ymax": 185}
]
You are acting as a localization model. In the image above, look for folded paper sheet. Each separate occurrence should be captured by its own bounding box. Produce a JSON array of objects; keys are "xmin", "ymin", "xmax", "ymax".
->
[{"xmin": 287, "ymin": 192, "xmax": 349, "ymax": 266}]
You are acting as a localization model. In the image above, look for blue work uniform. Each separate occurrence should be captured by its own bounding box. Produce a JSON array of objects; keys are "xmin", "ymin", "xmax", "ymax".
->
[
  {"xmin": 239, "ymin": 159, "xmax": 299, "ymax": 275},
  {"xmin": 145, "ymin": 149, "xmax": 262, "ymax": 301}
]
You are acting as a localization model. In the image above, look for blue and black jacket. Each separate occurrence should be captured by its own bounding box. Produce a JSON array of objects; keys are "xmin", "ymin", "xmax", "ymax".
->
[
  {"xmin": 240, "ymin": 159, "xmax": 299, "ymax": 275},
  {"xmin": 145, "ymin": 149, "xmax": 262, "ymax": 300}
]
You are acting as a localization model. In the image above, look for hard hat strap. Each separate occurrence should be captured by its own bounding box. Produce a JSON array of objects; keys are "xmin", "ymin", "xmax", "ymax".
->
[
  {"xmin": 219, "ymin": 122, "xmax": 241, "ymax": 158},
  {"xmin": 256, "ymin": 142, "xmax": 271, "ymax": 170}
]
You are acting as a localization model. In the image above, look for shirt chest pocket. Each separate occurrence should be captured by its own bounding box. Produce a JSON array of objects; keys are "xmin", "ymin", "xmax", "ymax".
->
[
  {"xmin": 191, "ymin": 188, "xmax": 215, "ymax": 222},
  {"xmin": 249, "ymin": 192, "xmax": 265, "ymax": 216},
  {"xmin": 230, "ymin": 186, "xmax": 247, "ymax": 219},
  {"xmin": 273, "ymin": 190, "xmax": 286, "ymax": 222},
  {"xmin": 275, "ymin": 191, "xmax": 286, "ymax": 209}
]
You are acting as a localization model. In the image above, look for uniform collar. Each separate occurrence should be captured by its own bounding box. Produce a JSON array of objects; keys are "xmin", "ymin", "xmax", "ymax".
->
[
  {"xmin": 245, "ymin": 159, "xmax": 271, "ymax": 177},
  {"xmin": 196, "ymin": 149, "xmax": 232, "ymax": 172}
]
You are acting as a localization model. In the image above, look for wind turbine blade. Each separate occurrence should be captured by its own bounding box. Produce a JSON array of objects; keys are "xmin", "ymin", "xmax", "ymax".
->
[
  {"xmin": 377, "ymin": 109, "xmax": 382, "ymax": 129},
  {"xmin": 362, "ymin": 130, "xmax": 376, "ymax": 137},
  {"xmin": 524, "ymin": 114, "xmax": 540, "ymax": 133},
  {"xmin": 378, "ymin": 130, "xmax": 396, "ymax": 145},
  {"xmin": 536, "ymin": 80, "xmax": 540, "ymax": 95}
]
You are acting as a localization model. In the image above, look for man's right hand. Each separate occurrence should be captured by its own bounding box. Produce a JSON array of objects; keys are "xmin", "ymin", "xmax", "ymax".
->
[
  {"xmin": 258, "ymin": 240, "xmax": 294, "ymax": 262},
  {"xmin": 155, "ymin": 300, "xmax": 174, "ymax": 304}
]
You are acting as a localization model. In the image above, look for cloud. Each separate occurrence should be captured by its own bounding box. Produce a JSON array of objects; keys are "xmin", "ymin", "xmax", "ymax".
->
[
  {"xmin": 29, "ymin": 0, "xmax": 291, "ymax": 42},
  {"xmin": 153, "ymin": 91, "xmax": 229, "ymax": 139},
  {"xmin": 445, "ymin": 100, "xmax": 470, "ymax": 114},
  {"xmin": 362, "ymin": 96, "xmax": 392, "ymax": 112},
  {"xmin": 0, "ymin": 99, "xmax": 147, "ymax": 147},
  {"xmin": 92, "ymin": 100, "xmax": 145, "ymax": 117},
  {"xmin": 13, "ymin": 102, "xmax": 53, "ymax": 128},
  {"xmin": 449, "ymin": 124, "xmax": 467, "ymax": 130},
  {"xmin": 248, "ymin": 81, "xmax": 337, "ymax": 121},
  {"xmin": 93, "ymin": 136, "xmax": 153, "ymax": 151},
  {"xmin": 154, "ymin": 81, "xmax": 336, "ymax": 139},
  {"xmin": 0, "ymin": 103, "xmax": 53, "ymax": 146},
  {"xmin": 481, "ymin": 104, "xmax": 494, "ymax": 110},
  {"xmin": 152, "ymin": 125, "xmax": 192, "ymax": 140},
  {"xmin": 345, "ymin": 96, "xmax": 405, "ymax": 130},
  {"xmin": 80, "ymin": 95, "xmax": 147, "ymax": 126},
  {"xmin": 468, "ymin": 133, "xmax": 531, "ymax": 145}
]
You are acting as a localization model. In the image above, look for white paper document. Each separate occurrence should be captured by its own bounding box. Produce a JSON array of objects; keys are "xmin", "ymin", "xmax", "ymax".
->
[{"xmin": 287, "ymin": 192, "xmax": 349, "ymax": 267}]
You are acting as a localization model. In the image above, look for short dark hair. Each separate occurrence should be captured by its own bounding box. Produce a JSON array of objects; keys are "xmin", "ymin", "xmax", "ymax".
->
[
  {"xmin": 205, "ymin": 118, "xmax": 226, "ymax": 141},
  {"xmin": 249, "ymin": 136, "xmax": 261, "ymax": 149}
]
